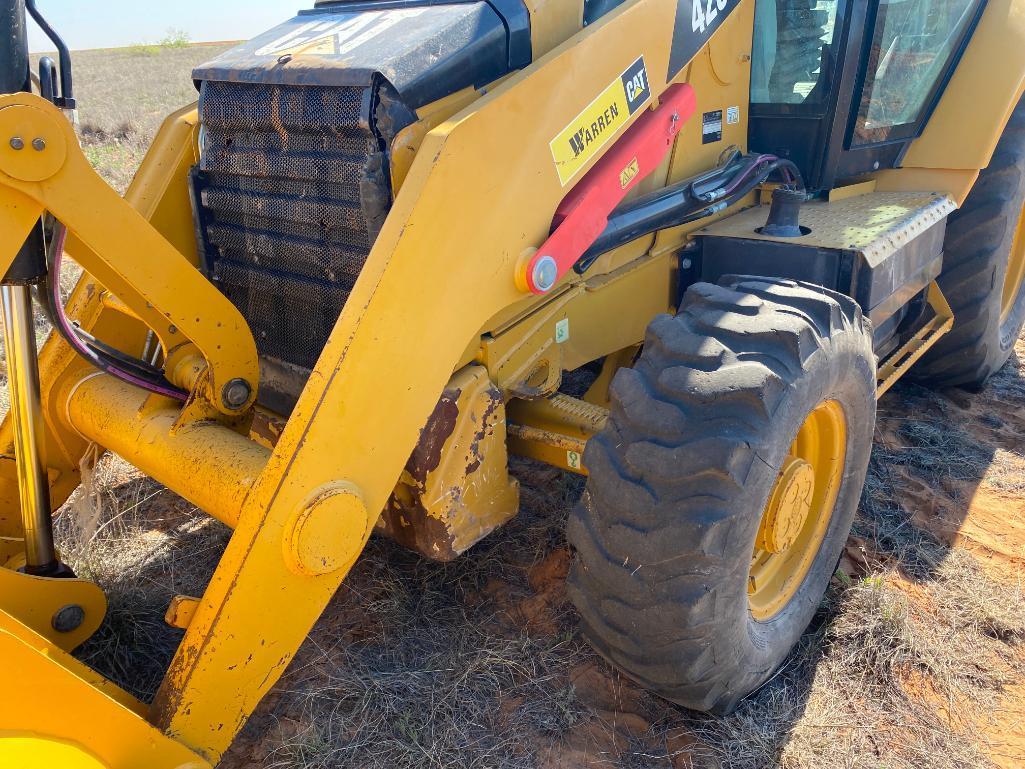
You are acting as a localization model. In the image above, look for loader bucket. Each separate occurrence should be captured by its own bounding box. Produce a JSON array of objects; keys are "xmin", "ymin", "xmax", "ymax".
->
[{"xmin": 0, "ymin": 609, "xmax": 210, "ymax": 769}]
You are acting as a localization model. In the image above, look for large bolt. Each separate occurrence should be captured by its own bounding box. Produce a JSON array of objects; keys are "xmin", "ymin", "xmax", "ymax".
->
[
  {"xmin": 31, "ymin": 138, "xmax": 46, "ymax": 152},
  {"xmin": 9, "ymin": 137, "xmax": 23, "ymax": 150},
  {"xmin": 221, "ymin": 378, "xmax": 252, "ymax": 409},
  {"xmin": 531, "ymin": 255, "xmax": 558, "ymax": 293},
  {"xmin": 52, "ymin": 604, "xmax": 85, "ymax": 633}
]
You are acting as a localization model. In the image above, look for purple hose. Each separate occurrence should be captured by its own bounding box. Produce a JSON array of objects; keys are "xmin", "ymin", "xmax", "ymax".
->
[
  {"xmin": 721, "ymin": 154, "xmax": 784, "ymax": 197},
  {"xmin": 50, "ymin": 225, "xmax": 189, "ymax": 402}
]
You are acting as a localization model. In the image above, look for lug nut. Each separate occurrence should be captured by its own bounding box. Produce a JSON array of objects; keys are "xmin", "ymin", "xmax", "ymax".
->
[
  {"xmin": 222, "ymin": 377, "xmax": 252, "ymax": 409},
  {"xmin": 9, "ymin": 136, "xmax": 23, "ymax": 150},
  {"xmin": 532, "ymin": 255, "xmax": 558, "ymax": 293},
  {"xmin": 31, "ymin": 138, "xmax": 46, "ymax": 151}
]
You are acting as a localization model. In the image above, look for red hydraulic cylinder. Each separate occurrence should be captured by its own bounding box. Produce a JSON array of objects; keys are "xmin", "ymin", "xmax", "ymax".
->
[{"xmin": 520, "ymin": 83, "xmax": 697, "ymax": 294}]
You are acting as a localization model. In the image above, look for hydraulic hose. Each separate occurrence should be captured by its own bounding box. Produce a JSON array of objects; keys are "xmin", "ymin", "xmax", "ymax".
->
[
  {"xmin": 45, "ymin": 223, "xmax": 189, "ymax": 401},
  {"xmin": 574, "ymin": 154, "xmax": 804, "ymax": 274}
]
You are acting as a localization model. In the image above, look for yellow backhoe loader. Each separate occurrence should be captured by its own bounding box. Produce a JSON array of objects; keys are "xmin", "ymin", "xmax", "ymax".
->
[{"xmin": 1, "ymin": 0, "xmax": 1023, "ymax": 764}]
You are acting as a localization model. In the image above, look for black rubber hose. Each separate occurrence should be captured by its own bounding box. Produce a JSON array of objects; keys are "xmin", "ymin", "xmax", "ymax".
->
[
  {"xmin": 574, "ymin": 156, "xmax": 804, "ymax": 275},
  {"xmin": 43, "ymin": 224, "xmax": 188, "ymax": 401},
  {"xmin": 571, "ymin": 159, "xmax": 749, "ymax": 274}
]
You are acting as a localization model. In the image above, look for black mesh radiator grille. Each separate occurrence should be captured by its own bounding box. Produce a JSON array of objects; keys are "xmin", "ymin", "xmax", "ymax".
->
[{"xmin": 194, "ymin": 80, "xmax": 387, "ymax": 372}]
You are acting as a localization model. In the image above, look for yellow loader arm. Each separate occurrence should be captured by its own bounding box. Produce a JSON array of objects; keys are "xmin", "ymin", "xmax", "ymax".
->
[
  {"xmin": 1, "ymin": 2, "xmax": 709, "ymax": 761},
  {"xmin": 0, "ymin": 608, "xmax": 209, "ymax": 769},
  {"xmin": 0, "ymin": 0, "xmax": 1023, "ymax": 765}
]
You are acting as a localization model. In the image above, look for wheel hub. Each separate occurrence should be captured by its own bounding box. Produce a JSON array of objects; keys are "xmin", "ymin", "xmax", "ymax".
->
[
  {"xmin": 757, "ymin": 456, "xmax": 815, "ymax": 554},
  {"xmin": 748, "ymin": 400, "xmax": 847, "ymax": 621},
  {"xmin": 1000, "ymin": 200, "xmax": 1025, "ymax": 326}
]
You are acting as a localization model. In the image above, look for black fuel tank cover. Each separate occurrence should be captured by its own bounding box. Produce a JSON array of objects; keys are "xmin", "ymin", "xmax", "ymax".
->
[
  {"xmin": 757, "ymin": 187, "xmax": 810, "ymax": 238},
  {"xmin": 193, "ymin": 2, "xmax": 529, "ymax": 109}
]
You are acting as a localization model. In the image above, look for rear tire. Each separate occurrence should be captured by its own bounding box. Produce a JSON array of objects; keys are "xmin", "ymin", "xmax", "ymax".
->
[
  {"xmin": 913, "ymin": 96, "xmax": 1025, "ymax": 387},
  {"xmin": 567, "ymin": 277, "xmax": 876, "ymax": 713}
]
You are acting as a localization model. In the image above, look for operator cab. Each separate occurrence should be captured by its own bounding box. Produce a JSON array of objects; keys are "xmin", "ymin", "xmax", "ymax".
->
[{"xmin": 750, "ymin": 0, "xmax": 985, "ymax": 191}]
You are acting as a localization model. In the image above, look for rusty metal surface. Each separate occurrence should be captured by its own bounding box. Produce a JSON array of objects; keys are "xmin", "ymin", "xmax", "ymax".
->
[
  {"xmin": 247, "ymin": 368, "xmax": 519, "ymax": 562},
  {"xmin": 507, "ymin": 423, "xmax": 587, "ymax": 453},
  {"xmin": 248, "ymin": 407, "xmax": 288, "ymax": 450},
  {"xmin": 507, "ymin": 393, "xmax": 610, "ymax": 475},
  {"xmin": 379, "ymin": 365, "xmax": 519, "ymax": 561}
]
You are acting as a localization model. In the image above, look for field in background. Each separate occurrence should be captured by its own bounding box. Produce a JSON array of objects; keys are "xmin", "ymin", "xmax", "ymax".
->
[
  {"xmin": 59, "ymin": 43, "xmax": 234, "ymax": 193},
  {"xmin": 0, "ymin": 43, "xmax": 1024, "ymax": 769}
]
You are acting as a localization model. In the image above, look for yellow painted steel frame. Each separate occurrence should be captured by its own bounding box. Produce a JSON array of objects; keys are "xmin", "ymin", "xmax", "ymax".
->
[
  {"xmin": 0, "ymin": 0, "xmax": 1020, "ymax": 765},
  {"xmin": 0, "ymin": 95, "xmax": 258, "ymax": 416},
  {"xmin": 1, "ymin": 1, "xmax": 748, "ymax": 762},
  {"xmin": 143, "ymin": 5, "xmax": 721, "ymax": 757},
  {"xmin": 0, "ymin": 608, "xmax": 211, "ymax": 769},
  {"xmin": 0, "ymin": 104, "xmax": 259, "ymax": 542}
]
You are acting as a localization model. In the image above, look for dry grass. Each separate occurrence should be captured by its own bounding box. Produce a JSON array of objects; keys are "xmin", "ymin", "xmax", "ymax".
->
[
  {"xmin": 1, "ymin": 42, "xmax": 1024, "ymax": 769},
  {"xmin": 41, "ymin": 43, "xmax": 233, "ymax": 193},
  {"xmin": 53, "ymin": 454, "xmax": 230, "ymax": 700},
  {"xmin": 56, "ymin": 429, "xmax": 1025, "ymax": 769}
]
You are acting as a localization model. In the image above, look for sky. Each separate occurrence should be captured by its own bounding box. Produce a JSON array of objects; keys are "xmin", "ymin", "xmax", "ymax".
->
[{"xmin": 28, "ymin": 0, "xmax": 315, "ymax": 52}]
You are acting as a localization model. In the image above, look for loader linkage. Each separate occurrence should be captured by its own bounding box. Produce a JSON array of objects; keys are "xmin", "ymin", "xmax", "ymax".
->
[{"xmin": 1, "ymin": 0, "xmax": 1023, "ymax": 764}]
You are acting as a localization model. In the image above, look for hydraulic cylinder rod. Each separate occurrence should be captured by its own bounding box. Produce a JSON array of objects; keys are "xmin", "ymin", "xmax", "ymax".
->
[
  {"xmin": 1, "ymin": 0, "xmax": 30, "ymax": 96},
  {"xmin": 1, "ymin": 285, "xmax": 57, "ymax": 573},
  {"xmin": 2, "ymin": 0, "xmax": 60, "ymax": 574}
]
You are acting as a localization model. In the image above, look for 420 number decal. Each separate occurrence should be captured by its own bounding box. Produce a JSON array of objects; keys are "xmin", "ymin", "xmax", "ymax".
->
[
  {"xmin": 668, "ymin": 0, "xmax": 742, "ymax": 79},
  {"xmin": 691, "ymin": 0, "xmax": 731, "ymax": 33}
]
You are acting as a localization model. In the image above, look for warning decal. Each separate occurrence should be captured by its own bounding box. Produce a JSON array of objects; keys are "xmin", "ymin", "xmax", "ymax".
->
[
  {"xmin": 702, "ymin": 110, "xmax": 723, "ymax": 144},
  {"xmin": 619, "ymin": 157, "xmax": 640, "ymax": 189},
  {"xmin": 550, "ymin": 57, "xmax": 651, "ymax": 187}
]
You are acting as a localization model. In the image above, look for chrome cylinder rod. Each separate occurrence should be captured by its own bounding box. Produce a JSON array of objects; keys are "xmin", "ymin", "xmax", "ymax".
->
[{"xmin": 1, "ymin": 283, "xmax": 57, "ymax": 573}]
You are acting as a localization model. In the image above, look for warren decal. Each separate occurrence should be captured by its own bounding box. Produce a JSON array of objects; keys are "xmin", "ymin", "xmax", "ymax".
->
[{"xmin": 550, "ymin": 57, "xmax": 651, "ymax": 186}]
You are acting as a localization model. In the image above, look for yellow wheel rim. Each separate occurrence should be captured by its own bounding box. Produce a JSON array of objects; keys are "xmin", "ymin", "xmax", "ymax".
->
[
  {"xmin": 748, "ymin": 399, "xmax": 846, "ymax": 621},
  {"xmin": 1000, "ymin": 201, "xmax": 1025, "ymax": 325}
]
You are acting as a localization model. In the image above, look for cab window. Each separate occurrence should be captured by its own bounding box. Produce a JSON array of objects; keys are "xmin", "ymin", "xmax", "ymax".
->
[
  {"xmin": 751, "ymin": 0, "xmax": 842, "ymax": 105},
  {"xmin": 852, "ymin": 0, "xmax": 982, "ymax": 144}
]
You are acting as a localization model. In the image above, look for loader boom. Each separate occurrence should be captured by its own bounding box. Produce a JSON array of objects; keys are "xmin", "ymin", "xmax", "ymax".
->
[{"xmin": 1, "ymin": 0, "xmax": 1024, "ymax": 765}]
